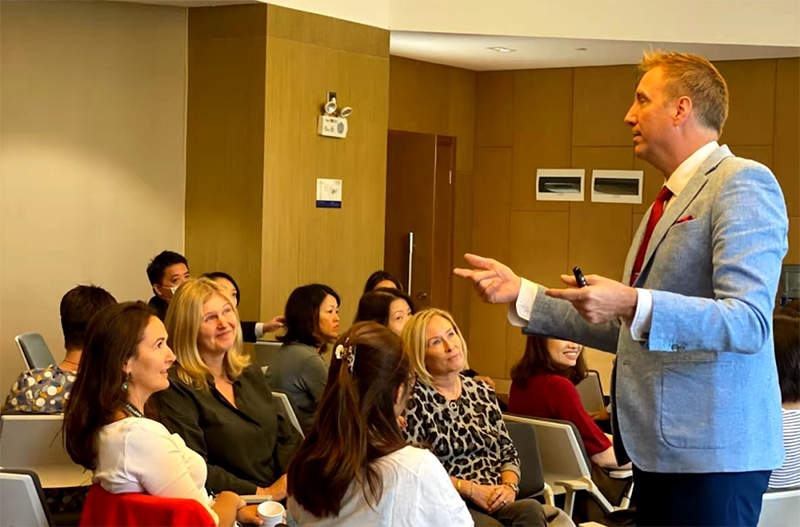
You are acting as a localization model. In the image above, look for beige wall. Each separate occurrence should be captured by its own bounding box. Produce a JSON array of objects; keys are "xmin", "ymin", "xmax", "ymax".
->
[
  {"xmin": 467, "ymin": 58, "xmax": 800, "ymax": 391},
  {"xmin": 0, "ymin": 1, "xmax": 187, "ymax": 393}
]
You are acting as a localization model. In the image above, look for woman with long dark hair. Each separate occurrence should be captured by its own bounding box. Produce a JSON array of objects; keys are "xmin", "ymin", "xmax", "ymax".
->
[
  {"xmin": 288, "ymin": 322, "xmax": 471, "ymax": 526},
  {"xmin": 268, "ymin": 283, "xmax": 340, "ymax": 433},
  {"xmin": 353, "ymin": 287, "xmax": 414, "ymax": 336},
  {"xmin": 508, "ymin": 335, "xmax": 627, "ymax": 470},
  {"xmin": 63, "ymin": 302, "xmax": 260, "ymax": 526}
]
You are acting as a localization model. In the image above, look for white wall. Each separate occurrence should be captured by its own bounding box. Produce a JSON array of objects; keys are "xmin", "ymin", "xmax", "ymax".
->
[{"xmin": 0, "ymin": 1, "xmax": 187, "ymax": 393}]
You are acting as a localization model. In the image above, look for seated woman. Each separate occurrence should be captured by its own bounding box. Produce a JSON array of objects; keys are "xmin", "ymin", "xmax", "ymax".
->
[
  {"xmin": 363, "ymin": 270, "xmax": 404, "ymax": 293},
  {"xmin": 268, "ymin": 283, "xmax": 340, "ymax": 433},
  {"xmin": 508, "ymin": 336, "xmax": 629, "ymax": 470},
  {"xmin": 354, "ymin": 288, "xmax": 415, "ymax": 336},
  {"xmin": 203, "ymin": 271, "xmax": 284, "ymax": 343},
  {"xmin": 401, "ymin": 309, "xmax": 548, "ymax": 527},
  {"xmin": 288, "ymin": 322, "xmax": 472, "ymax": 526},
  {"xmin": 769, "ymin": 312, "xmax": 800, "ymax": 489},
  {"xmin": 63, "ymin": 302, "xmax": 260, "ymax": 526},
  {"xmin": 156, "ymin": 278, "xmax": 302, "ymax": 496}
]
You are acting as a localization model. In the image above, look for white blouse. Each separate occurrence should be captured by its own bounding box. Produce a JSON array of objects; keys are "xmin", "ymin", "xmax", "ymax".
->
[
  {"xmin": 289, "ymin": 445, "xmax": 473, "ymax": 527},
  {"xmin": 93, "ymin": 417, "xmax": 219, "ymax": 525}
]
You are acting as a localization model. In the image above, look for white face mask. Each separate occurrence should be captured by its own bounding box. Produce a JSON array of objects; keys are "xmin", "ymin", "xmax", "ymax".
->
[{"xmin": 169, "ymin": 286, "xmax": 178, "ymax": 295}]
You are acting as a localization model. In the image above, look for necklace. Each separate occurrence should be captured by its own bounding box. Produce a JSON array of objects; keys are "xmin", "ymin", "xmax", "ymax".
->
[{"xmin": 123, "ymin": 402, "xmax": 144, "ymax": 418}]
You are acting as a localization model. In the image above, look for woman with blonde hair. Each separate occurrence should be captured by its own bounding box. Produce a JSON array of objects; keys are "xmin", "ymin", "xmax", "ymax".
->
[
  {"xmin": 156, "ymin": 278, "xmax": 302, "ymax": 497},
  {"xmin": 401, "ymin": 309, "xmax": 554, "ymax": 527}
]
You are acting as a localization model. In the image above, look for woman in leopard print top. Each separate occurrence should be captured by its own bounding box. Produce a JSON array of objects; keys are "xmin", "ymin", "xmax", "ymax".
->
[{"xmin": 401, "ymin": 309, "xmax": 547, "ymax": 527}]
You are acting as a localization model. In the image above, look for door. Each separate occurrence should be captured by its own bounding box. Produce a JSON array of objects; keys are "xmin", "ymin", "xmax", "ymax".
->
[{"xmin": 384, "ymin": 131, "xmax": 455, "ymax": 311}]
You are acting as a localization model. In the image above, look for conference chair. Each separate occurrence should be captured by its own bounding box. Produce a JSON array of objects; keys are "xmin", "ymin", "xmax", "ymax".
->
[
  {"xmin": 79, "ymin": 485, "xmax": 216, "ymax": 527},
  {"xmin": 758, "ymin": 488, "xmax": 800, "ymax": 527},
  {"xmin": 272, "ymin": 391, "xmax": 303, "ymax": 438},
  {"xmin": 503, "ymin": 413, "xmax": 633, "ymax": 517},
  {"xmin": 575, "ymin": 370, "xmax": 606, "ymax": 415},
  {"xmin": 0, "ymin": 468, "xmax": 53, "ymax": 527},
  {"xmin": 0, "ymin": 414, "xmax": 91, "ymax": 489},
  {"xmin": 15, "ymin": 333, "xmax": 57, "ymax": 370},
  {"xmin": 254, "ymin": 341, "xmax": 282, "ymax": 370},
  {"xmin": 504, "ymin": 420, "xmax": 554, "ymax": 505}
]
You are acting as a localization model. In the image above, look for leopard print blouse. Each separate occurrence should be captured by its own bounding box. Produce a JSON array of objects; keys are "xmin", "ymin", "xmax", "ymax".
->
[{"xmin": 403, "ymin": 375, "xmax": 521, "ymax": 486}]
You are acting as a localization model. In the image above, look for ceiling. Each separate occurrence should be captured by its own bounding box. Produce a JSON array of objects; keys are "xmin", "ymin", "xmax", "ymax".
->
[{"xmin": 390, "ymin": 32, "xmax": 800, "ymax": 72}]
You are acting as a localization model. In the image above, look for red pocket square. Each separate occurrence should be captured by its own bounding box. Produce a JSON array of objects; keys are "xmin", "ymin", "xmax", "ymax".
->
[{"xmin": 675, "ymin": 215, "xmax": 694, "ymax": 225}]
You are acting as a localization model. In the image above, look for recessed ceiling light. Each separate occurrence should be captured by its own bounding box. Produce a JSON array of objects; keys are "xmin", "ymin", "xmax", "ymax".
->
[
  {"xmin": 575, "ymin": 47, "xmax": 588, "ymax": 51},
  {"xmin": 487, "ymin": 46, "xmax": 516, "ymax": 53}
]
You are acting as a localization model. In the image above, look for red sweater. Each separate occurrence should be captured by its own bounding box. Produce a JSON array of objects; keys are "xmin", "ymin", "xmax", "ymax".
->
[{"xmin": 508, "ymin": 372, "xmax": 611, "ymax": 458}]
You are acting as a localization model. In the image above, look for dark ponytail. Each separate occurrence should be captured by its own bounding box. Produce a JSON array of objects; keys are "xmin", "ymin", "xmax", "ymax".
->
[{"xmin": 288, "ymin": 322, "xmax": 413, "ymax": 518}]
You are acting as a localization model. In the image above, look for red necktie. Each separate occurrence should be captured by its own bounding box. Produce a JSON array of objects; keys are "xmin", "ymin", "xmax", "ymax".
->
[{"xmin": 630, "ymin": 186, "xmax": 673, "ymax": 286}]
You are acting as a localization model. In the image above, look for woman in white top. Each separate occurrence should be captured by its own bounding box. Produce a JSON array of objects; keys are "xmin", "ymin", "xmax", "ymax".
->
[
  {"xmin": 63, "ymin": 301, "xmax": 262, "ymax": 526},
  {"xmin": 769, "ymin": 312, "xmax": 800, "ymax": 489},
  {"xmin": 287, "ymin": 322, "xmax": 472, "ymax": 527}
]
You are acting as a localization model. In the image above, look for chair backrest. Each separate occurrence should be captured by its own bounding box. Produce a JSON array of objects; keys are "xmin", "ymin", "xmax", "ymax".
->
[
  {"xmin": 272, "ymin": 392, "xmax": 304, "ymax": 438},
  {"xmin": 503, "ymin": 414, "xmax": 592, "ymax": 490},
  {"xmin": 255, "ymin": 341, "xmax": 282, "ymax": 369},
  {"xmin": 0, "ymin": 414, "xmax": 91, "ymax": 488},
  {"xmin": 575, "ymin": 370, "xmax": 605, "ymax": 414},
  {"xmin": 504, "ymin": 420, "xmax": 545, "ymax": 499},
  {"xmin": 0, "ymin": 468, "xmax": 53, "ymax": 527},
  {"xmin": 80, "ymin": 485, "xmax": 216, "ymax": 527},
  {"xmin": 758, "ymin": 488, "xmax": 800, "ymax": 527},
  {"xmin": 15, "ymin": 333, "xmax": 57, "ymax": 370}
]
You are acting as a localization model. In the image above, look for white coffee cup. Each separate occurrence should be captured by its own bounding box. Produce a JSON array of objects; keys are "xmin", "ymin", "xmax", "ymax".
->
[{"xmin": 257, "ymin": 501, "xmax": 285, "ymax": 527}]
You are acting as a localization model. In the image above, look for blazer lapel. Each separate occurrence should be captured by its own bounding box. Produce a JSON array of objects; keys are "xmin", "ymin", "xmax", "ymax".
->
[{"xmin": 634, "ymin": 145, "xmax": 733, "ymax": 286}]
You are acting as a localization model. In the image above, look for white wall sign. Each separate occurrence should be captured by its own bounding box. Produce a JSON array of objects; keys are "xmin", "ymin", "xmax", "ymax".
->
[
  {"xmin": 591, "ymin": 170, "xmax": 644, "ymax": 204},
  {"xmin": 535, "ymin": 169, "xmax": 585, "ymax": 201},
  {"xmin": 316, "ymin": 178, "xmax": 342, "ymax": 209}
]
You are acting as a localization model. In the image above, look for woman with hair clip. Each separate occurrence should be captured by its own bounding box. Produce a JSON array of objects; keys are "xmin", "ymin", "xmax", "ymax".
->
[
  {"xmin": 63, "ymin": 302, "xmax": 261, "ymax": 526},
  {"xmin": 287, "ymin": 322, "xmax": 472, "ymax": 526},
  {"xmin": 156, "ymin": 278, "xmax": 302, "ymax": 498},
  {"xmin": 508, "ymin": 336, "xmax": 628, "ymax": 470}
]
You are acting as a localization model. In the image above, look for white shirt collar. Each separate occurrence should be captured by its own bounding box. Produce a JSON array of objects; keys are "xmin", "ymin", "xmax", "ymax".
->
[{"xmin": 664, "ymin": 141, "xmax": 719, "ymax": 197}]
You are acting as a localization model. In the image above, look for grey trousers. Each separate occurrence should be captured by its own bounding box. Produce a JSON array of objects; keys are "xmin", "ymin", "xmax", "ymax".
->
[{"xmin": 467, "ymin": 499, "xmax": 575, "ymax": 527}]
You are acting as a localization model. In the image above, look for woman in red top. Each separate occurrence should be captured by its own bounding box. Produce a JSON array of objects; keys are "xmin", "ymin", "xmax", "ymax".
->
[{"xmin": 508, "ymin": 336, "xmax": 628, "ymax": 469}]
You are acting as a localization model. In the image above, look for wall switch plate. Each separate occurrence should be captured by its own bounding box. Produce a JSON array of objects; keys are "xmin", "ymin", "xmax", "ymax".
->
[{"xmin": 317, "ymin": 115, "xmax": 348, "ymax": 138}]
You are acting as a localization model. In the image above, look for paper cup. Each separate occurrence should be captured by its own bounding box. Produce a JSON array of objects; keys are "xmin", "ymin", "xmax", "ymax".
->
[{"xmin": 257, "ymin": 501, "xmax": 285, "ymax": 527}]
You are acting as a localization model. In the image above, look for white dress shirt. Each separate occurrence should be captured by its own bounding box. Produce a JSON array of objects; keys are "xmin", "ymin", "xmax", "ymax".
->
[{"xmin": 508, "ymin": 141, "xmax": 720, "ymax": 341}]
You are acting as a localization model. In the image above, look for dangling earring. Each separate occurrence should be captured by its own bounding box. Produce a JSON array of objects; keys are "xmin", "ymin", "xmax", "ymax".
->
[{"xmin": 122, "ymin": 372, "xmax": 130, "ymax": 392}]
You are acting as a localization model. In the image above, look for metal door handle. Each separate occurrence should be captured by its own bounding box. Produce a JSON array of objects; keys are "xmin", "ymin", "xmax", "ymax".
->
[
  {"xmin": 417, "ymin": 292, "xmax": 427, "ymax": 301},
  {"xmin": 407, "ymin": 232, "xmax": 414, "ymax": 293}
]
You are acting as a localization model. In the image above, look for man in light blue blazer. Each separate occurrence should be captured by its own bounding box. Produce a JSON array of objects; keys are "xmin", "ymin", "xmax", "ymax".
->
[{"xmin": 456, "ymin": 51, "xmax": 789, "ymax": 526}]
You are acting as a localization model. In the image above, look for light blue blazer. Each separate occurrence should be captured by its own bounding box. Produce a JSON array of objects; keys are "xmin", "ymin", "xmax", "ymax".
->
[{"xmin": 526, "ymin": 145, "xmax": 788, "ymax": 473}]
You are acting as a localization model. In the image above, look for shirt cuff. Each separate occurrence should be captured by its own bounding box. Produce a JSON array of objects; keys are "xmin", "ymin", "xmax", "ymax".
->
[
  {"xmin": 507, "ymin": 278, "xmax": 538, "ymax": 327},
  {"xmin": 254, "ymin": 322, "xmax": 265, "ymax": 339},
  {"xmin": 629, "ymin": 288, "xmax": 653, "ymax": 341}
]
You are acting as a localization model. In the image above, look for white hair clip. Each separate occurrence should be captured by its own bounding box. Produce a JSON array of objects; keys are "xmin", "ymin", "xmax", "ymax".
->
[{"xmin": 334, "ymin": 343, "xmax": 356, "ymax": 372}]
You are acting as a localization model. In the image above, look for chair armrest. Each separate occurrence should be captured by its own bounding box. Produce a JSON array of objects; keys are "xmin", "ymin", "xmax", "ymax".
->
[
  {"xmin": 241, "ymin": 495, "xmax": 271, "ymax": 505},
  {"xmin": 608, "ymin": 470, "xmax": 632, "ymax": 479},
  {"xmin": 553, "ymin": 479, "xmax": 590, "ymax": 491}
]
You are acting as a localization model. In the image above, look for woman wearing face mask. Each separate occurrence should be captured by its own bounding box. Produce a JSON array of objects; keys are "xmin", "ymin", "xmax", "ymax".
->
[
  {"xmin": 155, "ymin": 279, "xmax": 302, "ymax": 498},
  {"xmin": 508, "ymin": 336, "xmax": 629, "ymax": 470},
  {"xmin": 63, "ymin": 302, "xmax": 261, "ymax": 526},
  {"xmin": 353, "ymin": 288, "xmax": 414, "ymax": 336},
  {"xmin": 288, "ymin": 322, "xmax": 472, "ymax": 526},
  {"xmin": 268, "ymin": 284, "xmax": 340, "ymax": 434}
]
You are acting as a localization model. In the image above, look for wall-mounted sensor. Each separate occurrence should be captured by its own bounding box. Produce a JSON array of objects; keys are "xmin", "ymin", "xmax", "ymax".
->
[
  {"xmin": 323, "ymin": 98, "xmax": 338, "ymax": 115},
  {"xmin": 339, "ymin": 107, "xmax": 352, "ymax": 118}
]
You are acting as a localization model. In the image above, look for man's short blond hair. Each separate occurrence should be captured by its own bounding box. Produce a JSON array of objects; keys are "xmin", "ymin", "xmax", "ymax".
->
[{"xmin": 640, "ymin": 51, "xmax": 729, "ymax": 134}]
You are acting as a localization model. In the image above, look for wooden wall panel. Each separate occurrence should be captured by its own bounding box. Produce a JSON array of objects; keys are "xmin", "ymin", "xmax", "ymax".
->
[
  {"xmin": 729, "ymin": 145, "xmax": 774, "ymax": 169},
  {"xmin": 568, "ymin": 201, "xmax": 633, "ymax": 282},
  {"xmin": 472, "ymin": 148, "xmax": 512, "ymax": 261},
  {"xmin": 774, "ymin": 58, "xmax": 800, "ymax": 217},
  {"xmin": 787, "ymin": 217, "xmax": 799, "ymax": 265},
  {"xmin": 572, "ymin": 65, "xmax": 636, "ymax": 147},
  {"xmin": 475, "ymin": 71, "xmax": 514, "ymax": 148},
  {"xmin": 467, "ymin": 301, "xmax": 510, "ymax": 379},
  {"xmin": 449, "ymin": 68, "xmax": 477, "ymax": 172},
  {"xmin": 717, "ymin": 59, "xmax": 776, "ymax": 146},
  {"xmin": 451, "ymin": 170, "xmax": 474, "ymax": 337},
  {"xmin": 389, "ymin": 56, "xmax": 450, "ymax": 135},
  {"xmin": 186, "ymin": 6, "xmax": 267, "ymax": 322},
  {"xmin": 512, "ymin": 68, "xmax": 573, "ymax": 212},
  {"xmin": 261, "ymin": 33, "xmax": 389, "ymax": 328}
]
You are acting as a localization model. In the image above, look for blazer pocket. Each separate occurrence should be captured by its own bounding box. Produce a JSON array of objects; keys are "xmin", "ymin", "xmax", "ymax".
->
[{"xmin": 660, "ymin": 360, "xmax": 740, "ymax": 449}]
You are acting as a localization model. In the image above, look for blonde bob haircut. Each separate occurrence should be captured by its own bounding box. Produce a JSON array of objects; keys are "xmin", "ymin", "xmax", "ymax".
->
[
  {"xmin": 165, "ymin": 277, "xmax": 250, "ymax": 390},
  {"xmin": 401, "ymin": 308, "xmax": 469, "ymax": 387}
]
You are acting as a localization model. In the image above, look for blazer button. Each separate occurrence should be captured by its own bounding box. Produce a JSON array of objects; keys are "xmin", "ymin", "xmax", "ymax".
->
[{"xmin": 671, "ymin": 344, "xmax": 685, "ymax": 351}]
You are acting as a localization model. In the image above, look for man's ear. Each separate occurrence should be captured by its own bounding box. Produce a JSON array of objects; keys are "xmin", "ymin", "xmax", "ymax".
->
[{"xmin": 673, "ymin": 95, "xmax": 693, "ymax": 126}]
